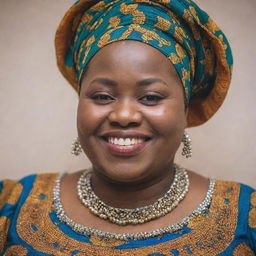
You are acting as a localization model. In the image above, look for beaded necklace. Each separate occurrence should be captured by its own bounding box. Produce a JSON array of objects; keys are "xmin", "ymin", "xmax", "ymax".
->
[
  {"xmin": 77, "ymin": 165, "xmax": 189, "ymax": 225},
  {"xmin": 52, "ymin": 166, "xmax": 215, "ymax": 241}
]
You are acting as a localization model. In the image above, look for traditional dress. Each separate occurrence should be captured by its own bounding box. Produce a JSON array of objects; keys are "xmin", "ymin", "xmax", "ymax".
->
[
  {"xmin": 0, "ymin": 173, "xmax": 255, "ymax": 255},
  {"xmin": 1, "ymin": 1, "xmax": 253, "ymax": 255}
]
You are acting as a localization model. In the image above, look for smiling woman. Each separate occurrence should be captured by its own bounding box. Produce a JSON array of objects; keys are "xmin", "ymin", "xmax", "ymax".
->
[
  {"xmin": 0, "ymin": 0, "xmax": 256, "ymax": 255},
  {"xmin": 77, "ymin": 41, "xmax": 186, "ymax": 183}
]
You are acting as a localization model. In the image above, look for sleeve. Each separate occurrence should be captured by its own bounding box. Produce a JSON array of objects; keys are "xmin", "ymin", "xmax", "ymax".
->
[
  {"xmin": 248, "ymin": 190, "xmax": 256, "ymax": 251},
  {"xmin": 0, "ymin": 179, "xmax": 22, "ymax": 252}
]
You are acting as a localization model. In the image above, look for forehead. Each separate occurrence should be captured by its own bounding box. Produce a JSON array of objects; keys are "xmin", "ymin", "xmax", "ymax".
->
[{"xmin": 84, "ymin": 40, "xmax": 178, "ymax": 78}]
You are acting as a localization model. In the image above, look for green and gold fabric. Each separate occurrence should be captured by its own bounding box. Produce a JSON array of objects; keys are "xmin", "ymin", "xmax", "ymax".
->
[{"xmin": 55, "ymin": 0, "xmax": 233, "ymax": 126}]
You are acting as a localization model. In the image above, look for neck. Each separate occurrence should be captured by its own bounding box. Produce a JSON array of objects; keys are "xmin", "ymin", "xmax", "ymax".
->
[{"xmin": 90, "ymin": 164, "xmax": 176, "ymax": 209}]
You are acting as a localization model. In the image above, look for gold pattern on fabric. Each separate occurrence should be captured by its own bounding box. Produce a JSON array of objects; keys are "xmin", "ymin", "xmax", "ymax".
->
[
  {"xmin": 182, "ymin": 9, "xmax": 201, "ymax": 41},
  {"xmin": 168, "ymin": 11, "xmax": 181, "ymax": 26},
  {"xmin": 206, "ymin": 18, "xmax": 220, "ymax": 33},
  {"xmin": 233, "ymin": 243, "xmax": 255, "ymax": 256},
  {"xmin": 6, "ymin": 183, "xmax": 23, "ymax": 205},
  {"xmin": 120, "ymin": 3, "xmax": 146, "ymax": 25},
  {"xmin": 90, "ymin": 236, "xmax": 127, "ymax": 247},
  {"xmin": 0, "ymin": 180, "xmax": 15, "ymax": 209},
  {"xmin": 176, "ymin": 26, "xmax": 188, "ymax": 40},
  {"xmin": 134, "ymin": 0, "xmax": 152, "ymax": 3},
  {"xmin": 4, "ymin": 245, "xmax": 28, "ymax": 256},
  {"xmin": 81, "ymin": 13, "xmax": 93, "ymax": 24},
  {"xmin": 136, "ymin": 25, "xmax": 170, "ymax": 47},
  {"xmin": 90, "ymin": 18, "xmax": 104, "ymax": 31},
  {"xmin": 249, "ymin": 209, "xmax": 256, "ymax": 228},
  {"xmin": 218, "ymin": 34, "xmax": 228, "ymax": 50},
  {"xmin": 16, "ymin": 177, "xmax": 240, "ymax": 255},
  {"xmin": 0, "ymin": 180, "xmax": 22, "ymax": 210},
  {"xmin": 77, "ymin": 13, "xmax": 93, "ymax": 34},
  {"xmin": 189, "ymin": 47, "xmax": 196, "ymax": 78},
  {"xmin": 173, "ymin": 27, "xmax": 184, "ymax": 43},
  {"xmin": 182, "ymin": 68, "xmax": 190, "ymax": 85},
  {"xmin": 77, "ymin": 35, "xmax": 95, "ymax": 66},
  {"xmin": 251, "ymin": 192, "xmax": 256, "ymax": 206},
  {"xmin": 89, "ymin": 1, "xmax": 106, "ymax": 12},
  {"xmin": 186, "ymin": 214, "xmax": 205, "ymax": 229},
  {"xmin": 249, "ymin": 192, "xmax": 256, "ymax": 228},
  {"xmin": 169, "ymin": 53, "xmax": 181, "ymax": 64},
  {"xmin": 175, "ymin": 43, "xmax": 186, "ymax": 59},
  {"xmin": 0, "ymin": 216, "xmax": 10, "ymax": 252},
  {"xmin": 108, "ymin": 16, "xmax": 121, "ymax": 29},
  {"xmin": 98, "ymin": 24, "xmax": 171, "ymax": 49},
  {"xmin": 98, "ymin": 29, "xmax": 115, "ymax": 48},
  {"xmin": 155, "ymin": 16, "xmax": 171, "ymax": 31},
  {"xmin": 86, "ymin": 35, "xmax": 96, "ymax": 47},
  {"xmin": 189, "ymin": 6, "xmax": 200, "ymax": 24},
  {"xmin": 77, "ymin": 39, "xmax": 87, "ymax": 66},
  {"xmin": 81, "ymin": 47, "xmax": 92, "ymax": 67},
  {"xmin": 120, "ymin": 2, "xmax": 138, "ymax": 14},
  {"xmin": 158, "ymin": 0, "xmax": 171, "ymax": 4}
]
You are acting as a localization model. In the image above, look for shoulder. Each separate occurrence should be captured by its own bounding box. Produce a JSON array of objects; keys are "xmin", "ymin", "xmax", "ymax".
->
[
  {"xmin": 0, "ymin": 173, "xmax": 58, "ymax": 220},
  {"xmin": 213, "ymin": 179, "xmax": 254, "ymax": 199},
  {"xmin": 213, "ymin": 180, "xmax": 255, "ymax": 214},
  {"xmin": 214, "ymin": 180, "xmax": 256, "ymax": 251},
  {"xmin": 0, "ymin": 174, "xmax": 35, "ymax": 212},
  {"xmin": 0, "ymin": 173, "xmax": 59, "ymax": 253}
]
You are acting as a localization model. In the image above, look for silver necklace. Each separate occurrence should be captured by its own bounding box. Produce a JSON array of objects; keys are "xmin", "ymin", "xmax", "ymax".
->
[
  {"xmin": 52, "ymin": 173, "xmax": 215, "ymax": 241},
  {"xmin": 77, "ymin": 164, "xmax": 189, "ymax": 225}
]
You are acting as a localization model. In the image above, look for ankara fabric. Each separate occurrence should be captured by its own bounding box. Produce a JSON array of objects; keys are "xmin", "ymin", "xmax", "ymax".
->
[
  {"xmin": 0, "ymin": 173, "xmax": 256, "ymax": 255},
  {"xmin": 55, "ymin": 0, "xmax": 233, "ymax": 126}
]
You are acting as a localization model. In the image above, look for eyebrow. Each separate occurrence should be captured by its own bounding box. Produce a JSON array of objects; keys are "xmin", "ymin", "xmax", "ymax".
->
[{"xmin": 89, "ymin": 78, "xmax": 168, "ymax": 87}]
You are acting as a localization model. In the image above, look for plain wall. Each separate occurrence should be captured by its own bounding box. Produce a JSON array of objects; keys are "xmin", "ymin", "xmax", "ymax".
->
[{"xmin": 0, "ymin": 0, "xmax": 255, "ymax": 187}]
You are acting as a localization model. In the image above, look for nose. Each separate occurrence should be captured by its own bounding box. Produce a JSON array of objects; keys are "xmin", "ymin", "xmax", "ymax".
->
[{"xmin": 108, "ymin": 98, "xmax": 142, "ymax": 127}]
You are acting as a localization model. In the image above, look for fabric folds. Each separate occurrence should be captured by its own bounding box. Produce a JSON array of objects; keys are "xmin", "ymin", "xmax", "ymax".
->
[{"xmin": 55, "ymin": 0, "xmax": 233, "ymax": 127}]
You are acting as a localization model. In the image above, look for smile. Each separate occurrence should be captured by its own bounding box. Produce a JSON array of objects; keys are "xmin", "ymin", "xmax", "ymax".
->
[
  {"xmin": 107, "ymin": 137, "xmax": 145, "ymax": 146},
  {"xmin": 100, "ymin": 135, "xmax": 151, "ymax": 156}
]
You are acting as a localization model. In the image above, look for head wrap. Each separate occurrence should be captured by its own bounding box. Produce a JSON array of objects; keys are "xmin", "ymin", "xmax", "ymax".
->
[{"xmin": 55, "ymin": 0, "xmax": 233, "ymax": 127}]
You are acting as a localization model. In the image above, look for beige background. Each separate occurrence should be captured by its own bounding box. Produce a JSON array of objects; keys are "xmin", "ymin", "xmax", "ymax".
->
[{"xmin": 0, "ymin": 0, "xmax": 255, "ymax": 187}]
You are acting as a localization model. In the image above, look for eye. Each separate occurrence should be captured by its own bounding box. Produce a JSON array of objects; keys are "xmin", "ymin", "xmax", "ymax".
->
[
  {"xmin": 91, "ymin": 93, "xmax": 115, "ymax": 104},
  {"xmin": 139, "ymin": 94, "xmax": 164, "ymax": 106}
]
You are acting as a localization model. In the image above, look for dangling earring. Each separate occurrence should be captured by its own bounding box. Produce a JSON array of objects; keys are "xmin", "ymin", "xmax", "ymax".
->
[
  {"xmin": 71, "ymin": 137, "xmax": 82, "ymax": 156},
  {"xmin": 182, "ymin": 132, "xmax": 192, "ymax": 158}
]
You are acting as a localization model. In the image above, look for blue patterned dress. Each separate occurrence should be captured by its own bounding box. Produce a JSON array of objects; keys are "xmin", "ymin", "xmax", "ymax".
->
[{"xmin": 0, "ymin": 173, "xmax": 255, "ymax": 255}]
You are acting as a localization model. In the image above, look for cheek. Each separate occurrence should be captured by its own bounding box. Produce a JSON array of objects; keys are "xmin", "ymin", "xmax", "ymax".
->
[
  {"xmin": 77, "ymin": 100, "xmax": 107, "ymax": 136},
  {"xmin": 143, "ymin": 103, "xmax": 186, "ymax": 136}
]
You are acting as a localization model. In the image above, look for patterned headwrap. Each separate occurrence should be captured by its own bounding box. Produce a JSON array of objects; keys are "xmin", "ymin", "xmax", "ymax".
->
[{"xmin": 55, "ymin": 0, "xmax": 233, "ymax": 127}]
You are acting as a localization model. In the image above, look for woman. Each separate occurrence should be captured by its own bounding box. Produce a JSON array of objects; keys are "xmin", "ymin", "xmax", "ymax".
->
[{"xmin": 0, "ymin": 0, "xmax": 255, "ymax": 255}]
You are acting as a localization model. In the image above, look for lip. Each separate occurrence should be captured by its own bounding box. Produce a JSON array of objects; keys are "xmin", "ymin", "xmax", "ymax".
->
[
  {"xmin": 99, "ymin": 131, "xmax": 152, "ymax": 156},
  {"xmin": 100, "ymin": 139, "xmax": 150, "ymax": 156},
  {"xmin": 100, "ymin": 131, "xmax": 152, "ymax": 139}
]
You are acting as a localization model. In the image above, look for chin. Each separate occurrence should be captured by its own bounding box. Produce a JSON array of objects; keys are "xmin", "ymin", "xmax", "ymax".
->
[{"xmin": 93, "ymin": 161, "xmax": 153, "ymax": 184}]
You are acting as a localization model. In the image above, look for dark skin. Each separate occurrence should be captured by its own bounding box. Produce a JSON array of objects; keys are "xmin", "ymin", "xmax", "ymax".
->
[{"xmin": 61, "ymin": 41, "xmax": 209, "ymax": 234}]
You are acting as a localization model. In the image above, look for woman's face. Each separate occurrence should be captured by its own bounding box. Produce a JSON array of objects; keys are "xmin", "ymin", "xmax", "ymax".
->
[{"xmin": 78, "ymin": 41, "xmax": 187, "ymax": 184}]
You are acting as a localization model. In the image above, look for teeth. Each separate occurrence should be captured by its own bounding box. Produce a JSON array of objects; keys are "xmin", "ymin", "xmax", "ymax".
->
[
  {"xmin": 124, "ymin": 138, "xmax": 131, "ymax": 145},
  {"xmin": 119, "ymin": 138, "xmax": 125, "ymax": 145},
  {"xmin": 107, "ymin": 137, "xmax": 145, "ymax": 146}
]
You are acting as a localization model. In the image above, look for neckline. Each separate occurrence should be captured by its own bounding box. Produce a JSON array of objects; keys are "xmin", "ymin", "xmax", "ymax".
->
[
  {"xmin": 77, "ymin": 165, "xmax": 189, "ymax": 225},
  {"xmin": 52, "ymin": 171, "xmax": 216, "ymax": 241}
]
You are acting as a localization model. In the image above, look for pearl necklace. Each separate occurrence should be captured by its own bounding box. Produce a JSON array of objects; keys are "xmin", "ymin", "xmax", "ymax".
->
[{"xmin": 77, "ymin": 164, "xmax": 189, "ymax": 225}]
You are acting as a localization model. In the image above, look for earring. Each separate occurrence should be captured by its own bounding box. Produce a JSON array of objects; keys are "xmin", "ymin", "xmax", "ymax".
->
[
  {"xmin": 71, "ymin": 137, "xmax": 82, "ymax": 156},
  {"xmin": 182, "ymin": 132, "xmax": 192, "ymax": 158}
]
